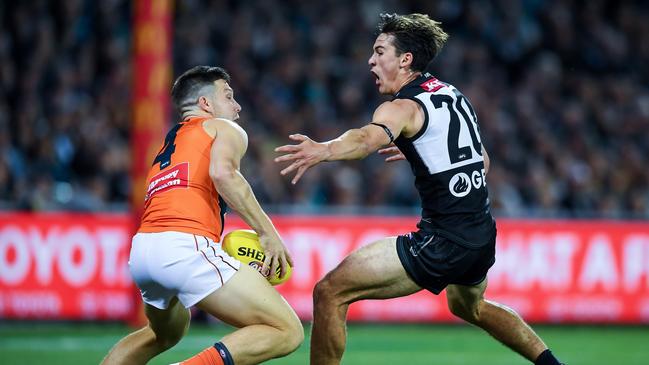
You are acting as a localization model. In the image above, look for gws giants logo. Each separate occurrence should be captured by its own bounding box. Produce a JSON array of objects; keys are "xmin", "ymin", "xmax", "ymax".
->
[{"xmin": 449, "ymin": 169, "xmax": 486, "ymax": 198}]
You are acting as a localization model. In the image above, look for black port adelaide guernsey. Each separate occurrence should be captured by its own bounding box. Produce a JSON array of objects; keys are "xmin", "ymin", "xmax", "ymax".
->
[{"xmin": 392, "ymin": 73, "xmax": 496, "ymax": 247}]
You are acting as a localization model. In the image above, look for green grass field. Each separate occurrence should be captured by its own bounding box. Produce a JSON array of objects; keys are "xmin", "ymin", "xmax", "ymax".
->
[{"xmin": 1, "ymin": 322, "xmax": 647, "ymax": 364}]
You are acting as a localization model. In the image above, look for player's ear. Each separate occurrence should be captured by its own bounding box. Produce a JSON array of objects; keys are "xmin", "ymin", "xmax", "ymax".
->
[
  {"xmin": 400, "ymin": 52, "xmax": 413, "ymax": 69},
  {"xmin": 197, "ymin": 95, "xmax": 211, "ymax": 112}
]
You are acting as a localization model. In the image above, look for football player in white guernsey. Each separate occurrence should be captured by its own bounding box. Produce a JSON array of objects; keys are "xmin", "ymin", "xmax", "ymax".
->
[{"xmin": 276, "ymin": 13, "xmax": 564, "ymax": 365}]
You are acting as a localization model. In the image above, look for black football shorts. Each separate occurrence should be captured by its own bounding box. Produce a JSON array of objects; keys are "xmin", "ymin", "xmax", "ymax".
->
[{"xmin": 396, "ymin": 229, "xmax": 496, "ymax": 294}]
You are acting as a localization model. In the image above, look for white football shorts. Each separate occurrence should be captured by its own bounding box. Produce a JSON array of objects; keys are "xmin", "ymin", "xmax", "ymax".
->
[{"xmin": 129, "ymin": 231, "xmax": 241, "ymax": 309}]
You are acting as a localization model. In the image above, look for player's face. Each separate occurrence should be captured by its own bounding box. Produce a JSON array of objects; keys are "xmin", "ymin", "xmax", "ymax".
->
[
  {"xmin": 368, "ymin": 33, "xmax": 403, "ymax": 95},
  {"xmin": 211, "ymin": 80, "xmax": 242, "ymax": 121}
]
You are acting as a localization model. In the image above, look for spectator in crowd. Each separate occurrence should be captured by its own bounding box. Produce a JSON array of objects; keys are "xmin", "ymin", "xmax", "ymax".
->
[{"xmin": 1, "ymin": 0, "xmax": 648, "ymax": 217}]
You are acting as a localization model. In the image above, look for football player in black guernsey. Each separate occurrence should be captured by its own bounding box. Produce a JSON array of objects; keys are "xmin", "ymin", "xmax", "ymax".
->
[{"xmin": 276, "ymin": 12, "xmax": 564, "ymax": 365}]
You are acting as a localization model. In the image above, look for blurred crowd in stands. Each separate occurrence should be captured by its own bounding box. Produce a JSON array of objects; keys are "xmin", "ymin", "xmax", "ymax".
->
[{"xmin": 1, "ymin": 0, "xmax": 648, "ymax": 218}]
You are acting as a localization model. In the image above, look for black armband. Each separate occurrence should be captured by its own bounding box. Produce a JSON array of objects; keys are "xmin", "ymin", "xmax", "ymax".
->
[{"xmin": 369, "ymin": 122, "xmax": 395, "ymax": 143}]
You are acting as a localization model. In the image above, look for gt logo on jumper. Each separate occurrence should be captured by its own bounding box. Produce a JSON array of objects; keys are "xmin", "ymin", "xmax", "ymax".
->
[{"xmin": 449, "ymin": 169, "xmax": 486, "ymax": 197}]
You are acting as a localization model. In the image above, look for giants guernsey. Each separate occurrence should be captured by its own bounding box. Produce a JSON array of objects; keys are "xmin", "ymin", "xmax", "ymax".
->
[
  {"xmin": 393, "ymin": 73, "xmax": 496, "ymax": 247},
  {"xmin": 138, "ymin": 116, "xmax": 226, "ymax": 242}
]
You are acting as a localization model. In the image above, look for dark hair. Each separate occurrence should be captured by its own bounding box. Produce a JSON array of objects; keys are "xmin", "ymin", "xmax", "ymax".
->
[
  {"xmin": 377, "ymin": 13, "xmax": 449, "ymax": 72},
  {"xmin": 171, "ymin": 66, "xmax": 231, "ymax": 114}
]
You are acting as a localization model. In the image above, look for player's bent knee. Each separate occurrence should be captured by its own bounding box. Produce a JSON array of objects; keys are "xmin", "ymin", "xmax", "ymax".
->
[
  {"xmin": 313, "ymin": 277, "xmax": 338, "ymax": 306},
  {"xmin": 268, "ymin": 297, "xmax": 304, "ymax": 355},
  {"xmin": 158, "ymin": 335, "xmax": 181, "ymax": 351},
  {"xmin": 148, "ymin": 324, "xmax": 185, "ymax": 351},
  {"xmin": 154, "ymin": 318, "xmax": 189, "ymax": 351},
  {"xmin": 265, "ymin": 311, "xmax": 303, "ymax": 357},
  {"xmin": 447, "ymin": 294, "xmax": 482, "ymax": 323},
  {"xmin": 290, "ymin": 316, "xmax": 305, "ymax": 347},
  {"xmin": 278, "ymin": 317, "xmax": 305, "ymax": 355},
  {"xmin": 448, "ymin": 301, "xmax": 469, "ymax": 320}
]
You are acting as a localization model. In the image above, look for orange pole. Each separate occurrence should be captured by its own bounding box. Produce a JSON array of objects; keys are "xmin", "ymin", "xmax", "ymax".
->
[{"xmin": 129, "ymin": 0, "xmax": 173, "ymax": 326}]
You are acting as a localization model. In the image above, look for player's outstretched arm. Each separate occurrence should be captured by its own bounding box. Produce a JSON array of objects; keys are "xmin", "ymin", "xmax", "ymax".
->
[
  {"xmin": 208, "ymin": 119, "xmax": 293, "ymax": 279},
  {"xmin": 275, "ymin": 100, "xmax": 412, "ymax": 184}
]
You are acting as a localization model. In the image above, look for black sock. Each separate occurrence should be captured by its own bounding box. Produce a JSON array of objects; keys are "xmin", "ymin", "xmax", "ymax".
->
[
  {"xmin": 213, "ymin": 341, "xmax": 235, "ymax": 365},
  {"xmin": 535, "ymin": 349, "xmax": 561, "ymax": 365}
]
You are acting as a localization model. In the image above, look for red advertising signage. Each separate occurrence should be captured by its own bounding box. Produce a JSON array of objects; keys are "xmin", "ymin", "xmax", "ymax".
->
[
  {"xmin": 487, "ymin": 220, "xmax": 649, "ymax": 323},
  {"xmin": 1, "ymin": 213, "xmax": 648, "ymax": 323},
  {"xmin": 0, "ymin": 214, "xmax": 134, "ymax": 320},
  {"xmin": 225, "ymin": 217, "xmax": 649, "ymax": 323}
]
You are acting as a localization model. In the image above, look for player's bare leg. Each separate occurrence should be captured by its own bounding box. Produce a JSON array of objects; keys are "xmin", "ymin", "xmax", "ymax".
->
[
  {"xmin": 101, "ymin": 297, "xmax": 190, "ymax": 365},
  {"xmin": 446, "ymin": 280, "xmax": 549, "ymax": 362},
  {"xmin": 310, "ymin": 237, "xmax": 421, "ymax": 365},
  {"xmin": 184, "ymin": 264, "xmax": 303, "ymax": 365}
]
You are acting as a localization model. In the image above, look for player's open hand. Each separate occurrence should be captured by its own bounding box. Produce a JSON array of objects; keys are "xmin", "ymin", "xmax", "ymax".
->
[
  {"xmin": 258, "ymin": 233, "xmax": 293, "ymax": 280},
  {"xmin": 377, "ymin": 144, "xmax": 406, "ymax": 162},
  {"xmin": 274, "ymin": 134, "xmax": 329, "ymax": 184}
]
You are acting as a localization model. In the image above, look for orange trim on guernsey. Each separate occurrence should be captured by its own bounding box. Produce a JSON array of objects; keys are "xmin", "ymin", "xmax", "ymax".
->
[{"xmin": 138, "ymin": 117, "xmax": 224, "ymax": 242}]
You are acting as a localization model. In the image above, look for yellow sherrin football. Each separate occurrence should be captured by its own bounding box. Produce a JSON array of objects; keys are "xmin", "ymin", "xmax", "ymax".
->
[{"xmin": 222, "ymin": 229, "xmax": 292, "ymax": 286}]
